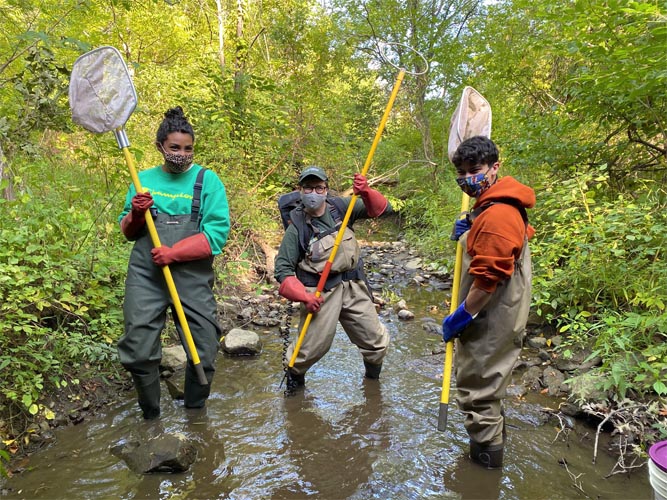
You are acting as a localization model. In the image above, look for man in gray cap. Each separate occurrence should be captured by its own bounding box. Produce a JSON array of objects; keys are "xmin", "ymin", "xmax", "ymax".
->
[{"xmin": 275, "ymin": 166, "xmax": 391, "ymax": 391}]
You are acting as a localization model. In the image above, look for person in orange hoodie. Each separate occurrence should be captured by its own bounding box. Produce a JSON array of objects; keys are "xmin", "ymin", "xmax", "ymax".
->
[{"xmin": 442, "ymin": 135, "xmax": 535, "ymax": 469}]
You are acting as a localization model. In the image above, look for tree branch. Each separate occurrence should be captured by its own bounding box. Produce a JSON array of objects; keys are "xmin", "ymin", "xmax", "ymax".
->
[{"xmin": 627, "ymin": 127, "xmax": 666, "ymax": 156}]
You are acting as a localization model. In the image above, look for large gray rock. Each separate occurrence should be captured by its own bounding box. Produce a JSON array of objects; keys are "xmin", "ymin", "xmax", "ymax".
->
[
  {"xmin": 161, "ymin": 346, "xmax": 187, "ymax": 371},
  {"xmin": 221, "ymin": 328, "xmax": 262, "ymax": 356},
  {"xmin": 543, "ymin": 366, "xmax": 567, "ymax": 396},
  {"xmin": 110, "ymin": 432, "xmax": 197, "ymax": 473},
  {"xmin": 553, "ymin": 347, "xmax": 602, "ymax": 372}
]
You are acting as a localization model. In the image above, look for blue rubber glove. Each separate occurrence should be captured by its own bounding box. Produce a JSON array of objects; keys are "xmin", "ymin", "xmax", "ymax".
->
[
  {"xmin": 442, "ymin": 302, "xmax": 475, "ymax": 342},
  {"xmin": 450, "ymin": 217, "xmax": 472, "ymax": 241}
]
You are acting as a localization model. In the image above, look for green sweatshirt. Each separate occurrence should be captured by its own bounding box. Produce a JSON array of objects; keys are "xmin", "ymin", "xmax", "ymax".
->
[{"xmin": 118, "ymin": 164, "xmax": 230, "ymax": 255}]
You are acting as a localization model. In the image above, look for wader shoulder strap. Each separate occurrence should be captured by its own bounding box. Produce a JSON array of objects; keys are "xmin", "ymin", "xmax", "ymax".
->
[
  {"xmin": 289, "ymin": 199, "xmax": 345, "ymax": 255},
  {"xmin": 328, "ymin": 197, "xmax": 345, "ymax": 225},
  {"xmin": 190, "ymin": 167, "xmax": 207, "ymax": 222},
  {"xmin": 288, "ymin": 207, "xmax": 309, "ymax": 255}
]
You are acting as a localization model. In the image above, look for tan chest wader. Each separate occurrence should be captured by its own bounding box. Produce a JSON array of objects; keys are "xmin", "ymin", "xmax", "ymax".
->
[
  {"xmin": 118, "ymin": 169, "xmax": 221, "ymax": 418},
  {"xmin": 454, "ymin": 229, "xmax": 532, "ymax": 452},
  {"xmin": 286, "ymin": 211, "xmax": 389, "ymax": 377}
]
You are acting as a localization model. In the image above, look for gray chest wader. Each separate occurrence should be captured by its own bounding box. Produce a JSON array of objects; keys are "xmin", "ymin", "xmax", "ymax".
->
[
  {"xmin": 454, "ymin": 230, "xmax": 532, "ymax": 446},
  {"xmin": 118, "ymin": 169, "xmax": 221, "ymax": 417}
]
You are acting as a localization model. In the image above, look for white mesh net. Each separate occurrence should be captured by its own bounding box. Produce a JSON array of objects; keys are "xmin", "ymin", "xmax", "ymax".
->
[
  {"xmin": 69, "ymin": 46, "xmax": 137, "ymax": 134},
  {"xmin": 447, "ymin": 86, "xmax": 492, "ymax": 161}
]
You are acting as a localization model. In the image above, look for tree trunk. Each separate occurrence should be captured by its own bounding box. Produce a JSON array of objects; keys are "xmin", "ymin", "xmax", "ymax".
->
[
  {"xmin": 231, "ymin": 0, "xmax": 247, "ymax": 142},
  {"xmin": 215, "ymin": 0, "xmax": 225, "ymax": 70},
  {"xmin": 0, "ymin": 142, "xmax": 14, "ymax": 201}
]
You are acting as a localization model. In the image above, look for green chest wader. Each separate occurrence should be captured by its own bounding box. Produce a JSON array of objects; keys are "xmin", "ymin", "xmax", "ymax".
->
[
  {"xmin": 119, "ymin": 169, "xmax": 221, "ymax": 414},
  {"xmin": 454, "ymin": 231, "xmax": 532, "ymax": 446}
]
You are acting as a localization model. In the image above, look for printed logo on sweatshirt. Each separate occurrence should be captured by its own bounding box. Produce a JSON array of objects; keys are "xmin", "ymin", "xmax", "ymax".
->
[{"xmin": 144, "ymin": 189, "xmax": 193, "ymax": 201}]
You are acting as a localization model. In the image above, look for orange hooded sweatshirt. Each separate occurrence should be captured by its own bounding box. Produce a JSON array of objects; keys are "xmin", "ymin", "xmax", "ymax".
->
[{"xmin": 466, "ymin": 176, "xmax": 536, "ymax": 293}]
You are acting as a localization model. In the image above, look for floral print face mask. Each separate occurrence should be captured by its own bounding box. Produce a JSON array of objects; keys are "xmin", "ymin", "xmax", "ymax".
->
[{"xmin": 456, "ymin": 169, "xmax": 492, "ymax": 198}]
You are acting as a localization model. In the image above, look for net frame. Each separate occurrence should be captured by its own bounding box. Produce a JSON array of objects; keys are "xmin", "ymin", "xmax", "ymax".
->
[
  {"xmin": 447, "ymin": 86, "xmax": 492, "ymax": 161},
  {"xmin": 69, "ymin": 46, "xmax": 137, "ymax": 134}
]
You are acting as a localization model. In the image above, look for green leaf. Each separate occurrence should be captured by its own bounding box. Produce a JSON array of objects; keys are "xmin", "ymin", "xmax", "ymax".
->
[{"xmin": 654, "ymin": 381, "xmax": 667, "ymax": 396}]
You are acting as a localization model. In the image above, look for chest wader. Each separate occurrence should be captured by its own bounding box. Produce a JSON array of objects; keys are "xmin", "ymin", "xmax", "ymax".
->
[
  {"xmin": 454, "ymin": 230, "xmax": 531, "ymax": 466},
  {"xmin": 285, "ymin": 207, "xmax": 389, "ymax": 381},
  {"xmin": 118, "ymin": 169, "xmax": 221, "ymax": 418},
  {"xmin": 289, "ymin": 204, "xmax": 371, "ymax": 296}
]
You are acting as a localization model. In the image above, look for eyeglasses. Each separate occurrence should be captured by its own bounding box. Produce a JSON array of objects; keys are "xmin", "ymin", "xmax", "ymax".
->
[{"xmin": 302, "ymin": 186, "xmax": 327, "ymax": 194}]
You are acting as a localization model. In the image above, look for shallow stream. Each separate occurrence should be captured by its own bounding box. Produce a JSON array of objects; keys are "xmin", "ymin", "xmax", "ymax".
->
[{"xmin": 2, "ymin": 223, "xmax": 654, "ymax": 500}]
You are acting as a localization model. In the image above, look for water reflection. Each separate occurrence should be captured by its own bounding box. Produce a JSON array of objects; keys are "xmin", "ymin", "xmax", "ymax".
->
[
  {"xmin": 0, "ymin": 259, "xmax": 655, "ymax": 500},
  {"xmin": 446, "ymin": 453, "xmax": 502, "ymax": 500},
  {"xmin": 273, "ymin": 380, "xmax": 388, "ymax": 499},
  {"xmin": 182, "ymin": 407, "xmax": 226, "ymax": 480}
]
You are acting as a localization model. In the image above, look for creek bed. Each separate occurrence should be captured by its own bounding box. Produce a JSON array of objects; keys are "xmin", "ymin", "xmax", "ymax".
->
[{"xmin": 1, "ymin": 222, "xmax": 653, "ymax": 499}]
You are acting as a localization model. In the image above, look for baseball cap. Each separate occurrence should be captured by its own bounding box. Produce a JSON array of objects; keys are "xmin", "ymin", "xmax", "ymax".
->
[{"xmin": 298, "ymin": 166, "xmax": 328, "ymax": 184}]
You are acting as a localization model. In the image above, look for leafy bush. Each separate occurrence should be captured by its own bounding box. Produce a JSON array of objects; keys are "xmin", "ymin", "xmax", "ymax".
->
[
  {"xmin": 0, "ymin": 159, "xmax": 128, "ymax": 420},
  {"xmin": 530, "ymin": 166, "xmax": 667, "ymax": 399}
]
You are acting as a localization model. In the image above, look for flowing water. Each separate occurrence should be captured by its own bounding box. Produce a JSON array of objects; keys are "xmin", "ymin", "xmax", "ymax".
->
[{"xmin": 2, "ymin": 225, "xmax": 654, "ymax": 500}]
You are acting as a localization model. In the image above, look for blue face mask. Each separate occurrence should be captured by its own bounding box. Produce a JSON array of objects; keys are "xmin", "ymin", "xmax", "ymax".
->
[
  {"xmin": 301, "ymin": 192, "xmax": 327, "ymax": 211},
  {"xmin": 456, "ymin": 170, "xmax": 492, "ymax": 198}
]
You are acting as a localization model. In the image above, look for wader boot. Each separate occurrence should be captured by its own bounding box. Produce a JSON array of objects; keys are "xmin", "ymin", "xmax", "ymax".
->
[
  {"xmin": 363, "ymin": 360, "xmax": 382, "ymax": 379},
  {"xmin": 470, "ymin": 441, "xmax": 504, "ymax": 469},
  {"xmin": 132, "ymin": 371, "xmax": 161, "ymax": 420},
  {"xmin": 286, "ymin": 369, "xmax": 305, "ymax": 393},
  {"xmin": 184, "ymin": 363, "xmax": 213, "ymax": 409}
]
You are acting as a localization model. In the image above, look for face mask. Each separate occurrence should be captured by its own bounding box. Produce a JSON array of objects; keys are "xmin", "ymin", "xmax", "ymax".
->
[
  {"xmin": 456, "ymin": 170, "xmax": 492, "ymax": 198},
  {"xmin": 163, "ymin": 151, "xmax": 194, "ymax": 173},
  {"xmin": 301, "ymin": 192, "xmax": 327, "ymax": 211},
  {"xmin": 159, "ymin": 145, "xmax": 194, "ymax": 173}
]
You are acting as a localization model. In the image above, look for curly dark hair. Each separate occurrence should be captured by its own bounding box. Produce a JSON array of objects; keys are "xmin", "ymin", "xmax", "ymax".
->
[
  {"xmin": 155, "ymin": 106, "xmax": 195, "ymax": 144},
  {"xmin": 451, "ymin": 135, "xmax": 498, "ymax": 168}
]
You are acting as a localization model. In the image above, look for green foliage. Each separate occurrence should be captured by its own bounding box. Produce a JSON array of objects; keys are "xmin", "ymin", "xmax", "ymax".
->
[
  {"xmin": 0, "ymin": 448, "xmax": 8, "ymax": 478},
  {"xmin": 531, "ymin": 166, "xmax": 667, "ymax": 399},
  {"xmin": 397, "ymin": 162, "xmax": 463, "ymax": 264},
  {"xmin": 470, "ymin": 0, "xmax": 667, "ymax": 183},
  {"xmin": 0, "ymin": 156, "xmax": 128, "ymax": 418}
]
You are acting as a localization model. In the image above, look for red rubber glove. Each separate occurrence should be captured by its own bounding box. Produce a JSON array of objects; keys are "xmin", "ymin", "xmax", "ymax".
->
[
  {"xmin": 279, "ymin": 276, "xmax": 324, "ymax": 313},
  {"xmin": 151, "ymin": 233, "xmax": 212, "ymax": 266},
  {"xmin": 352, "ymin": 173, "xmax": 388, "ymax": 218},
  {"xmin": 120, "ymin": 191, "xmax": 154, "ymax": 239}
]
